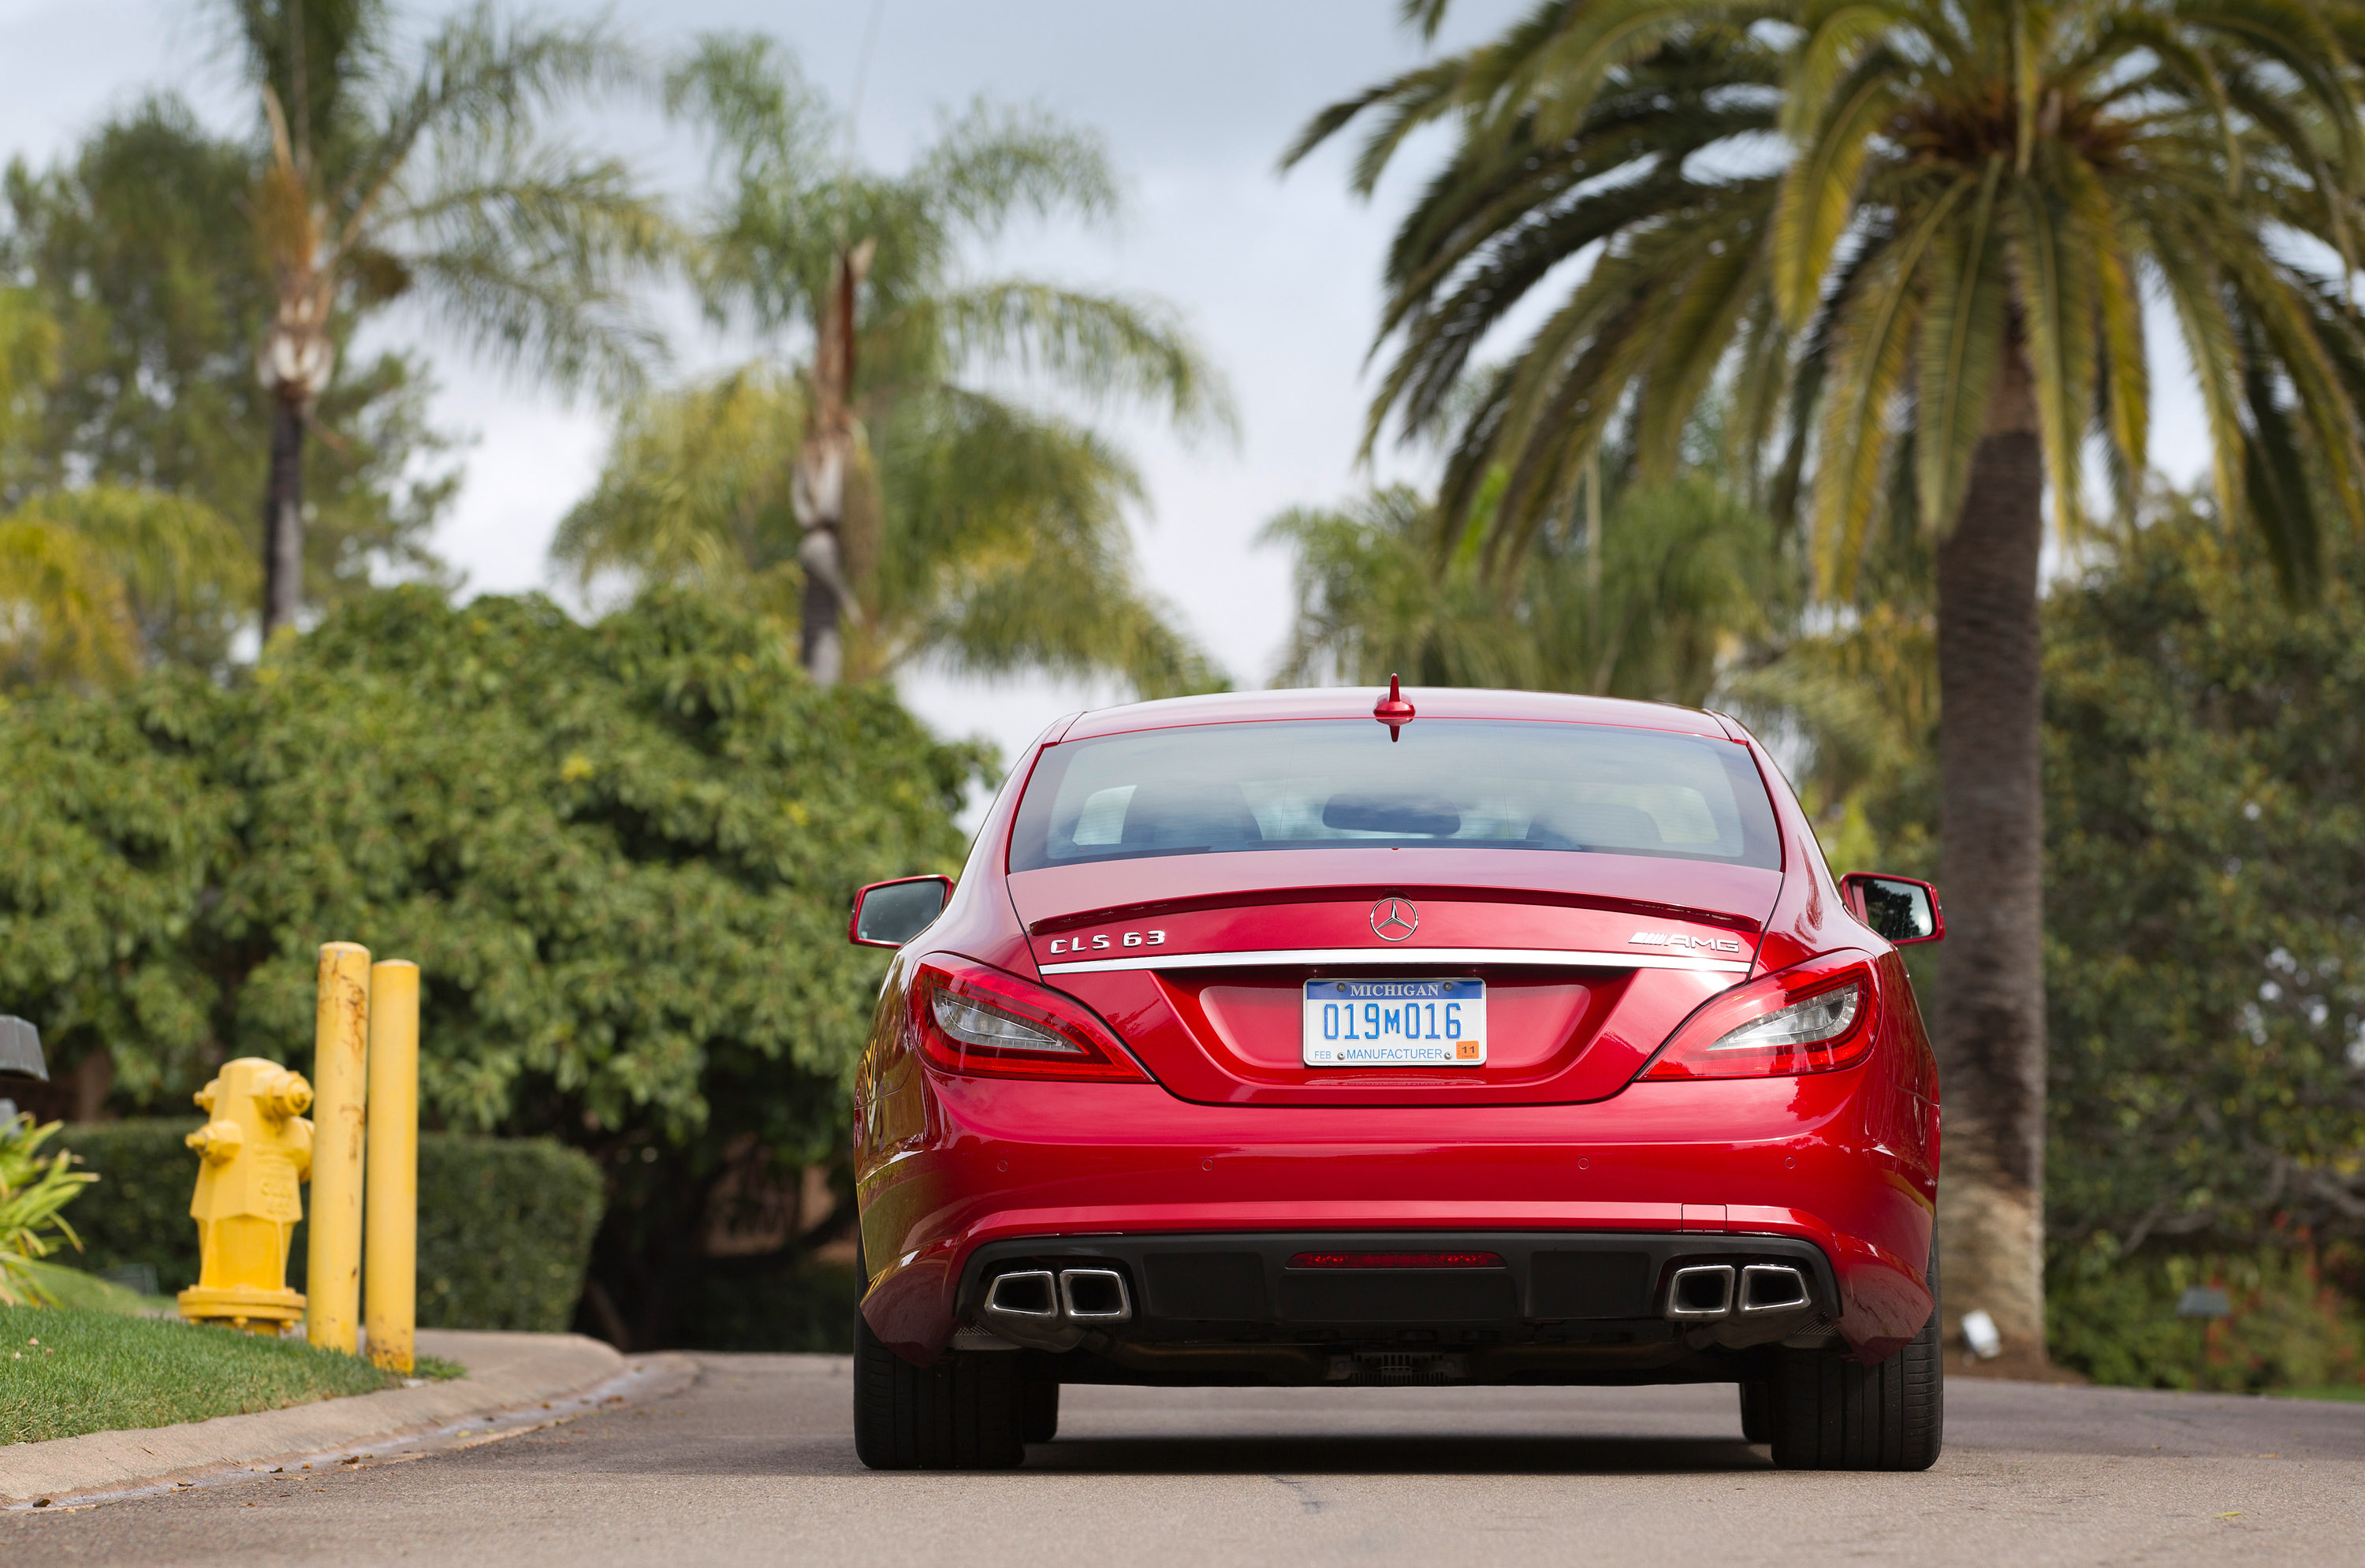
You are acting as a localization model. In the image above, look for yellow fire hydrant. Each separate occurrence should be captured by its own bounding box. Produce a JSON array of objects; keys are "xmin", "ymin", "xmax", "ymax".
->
[{"xmin": 177, "ymin": 1058, "xmax": 314, "ymax": 1333}]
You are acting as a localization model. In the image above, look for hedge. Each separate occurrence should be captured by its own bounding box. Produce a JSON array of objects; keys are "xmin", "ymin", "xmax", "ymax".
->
[{"xmin": 55, "ymin": 1120, "xmax": 605, "ymax": 1333}]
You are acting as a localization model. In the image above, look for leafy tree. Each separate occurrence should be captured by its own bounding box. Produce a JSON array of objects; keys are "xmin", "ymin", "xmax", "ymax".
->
[
  {"xmin": 1265, "ymin": 474, "xmax": 1774, "ymax": 705},
  {"xmin": 0, "ymin": 489, "xmax": 258, "ymax": 689},
  {"xmin": 1293, "ymin": 0, "xmax": 2365, "ymax": 1356},
  {"xmin": 2047, "ymin": 501, "xmax": 2365, "ymax": 1260},
  {"xmin": 2039, "ymin": 501, "xmax": 2365, "ymax": 1386},
  {"xmin": 0, "ymin": 255, "xmax": 258, "ymax": 687},
  {"xmin": 0, "ymin": 285, "xmax": 47, "ymax": 481},
  {"xmin": 556, "ymin": 36, "xmax": 1231, "ymax": 696},
  {"xmin": 2, "ymin": 97, "xmax": 456, "ymax": 639},
  {"xmin": 0, "ymin": 586, "xmax": 981, "ymax": 1345},
  {"xmin": 209, "ymin": 0, "xmax": 671, "ymax": 633}
]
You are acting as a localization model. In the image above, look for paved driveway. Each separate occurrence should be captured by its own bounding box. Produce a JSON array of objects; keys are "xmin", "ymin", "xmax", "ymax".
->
[{"xmin": 9, "ymin": 1357, "xmax": 2361, "ymax": 1566}]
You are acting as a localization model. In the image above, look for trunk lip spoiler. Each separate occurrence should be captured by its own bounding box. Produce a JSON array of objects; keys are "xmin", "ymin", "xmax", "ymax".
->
[
  {"xmin": 1037, "ymin": 945, "xmax": 1752, "ymax": 977},
  {"xmin": 1019, "ymin": 887, "xmax": 1767, "ymax": 939}
]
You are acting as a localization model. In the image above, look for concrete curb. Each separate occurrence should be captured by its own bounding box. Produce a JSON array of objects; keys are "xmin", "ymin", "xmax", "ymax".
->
[{"xmin": 1, "ymin": 1328, "xmax": 657, "ymax": 1506}]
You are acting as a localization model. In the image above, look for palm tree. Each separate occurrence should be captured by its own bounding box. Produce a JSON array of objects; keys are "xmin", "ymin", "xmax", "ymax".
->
[
  {"xmin": 1293, "ymin": 0, "xmax": 2365, "ymax": 1357},
  {"xmin": 1265, "ymin": 474, "xmax": 1774, "ymax": 704},
  {"xmin": 4, "ymin": 98, "xmax": 456, "ymax": 613},
  {"xmin": 214, "ymin": 0, "xmax": 671, "ymax": 635},
  {"xmin": 554, "ymin": 35, "xmax": 1231, "ymax": 692}
]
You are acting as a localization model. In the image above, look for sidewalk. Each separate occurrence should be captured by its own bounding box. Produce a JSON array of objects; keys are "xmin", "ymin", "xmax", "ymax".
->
[{"xmin": 1, "ymin": 1328, "xmax": 685, "ymax": 1507}]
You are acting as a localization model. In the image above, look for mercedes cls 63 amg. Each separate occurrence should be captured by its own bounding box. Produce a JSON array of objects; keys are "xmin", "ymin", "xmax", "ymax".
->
[{"xmin": 845, "ymin": 683, "xmax": 1945, "ymax": 1472}]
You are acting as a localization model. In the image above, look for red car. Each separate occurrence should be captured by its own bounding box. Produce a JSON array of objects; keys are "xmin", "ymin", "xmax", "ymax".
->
[{"xmin": 846, "ymin": 684, "xmax": 1945, "ymax": 1471}]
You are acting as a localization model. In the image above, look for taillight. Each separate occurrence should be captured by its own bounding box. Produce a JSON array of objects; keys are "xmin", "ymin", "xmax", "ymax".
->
[
  {"xmin": 1638, "ymin": 952, "xmax": 1879, "ymax": 1080},
  {"xmin": 909, "ymin": 958, "xmax": 1149, "ymax": 1082}
]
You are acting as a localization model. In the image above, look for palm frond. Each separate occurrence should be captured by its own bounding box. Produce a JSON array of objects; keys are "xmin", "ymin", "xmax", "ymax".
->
[
  {"xmin": 1914, "ymin": 157, "xmax": 2007, "ymax": 532},
  {"xmin": 912, "ymin": 102, "xmax": 1123, "ymax": 242},
  {"xmin": 389, "ymin": 143, "xmax": 674, "ymax": 400},
  {"xmin": 933, "ymin": 283, "xmax": 1237, "ymax": 438}
]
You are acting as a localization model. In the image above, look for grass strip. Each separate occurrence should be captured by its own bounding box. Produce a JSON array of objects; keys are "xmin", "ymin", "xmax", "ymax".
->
[{"xmin": 1, "ymin": 1306, "xmax": 434, "ymax": 1443}]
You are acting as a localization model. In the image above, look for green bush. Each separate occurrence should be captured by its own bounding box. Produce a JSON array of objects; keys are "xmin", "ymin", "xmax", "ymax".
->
[
  {"xmin": 2050, "ymin": 1243, "xmax": 2365, "ymax": 1391},
  {"xmin": 54, "ymin": 1120, "xmax": 603, "ymax": 1332},
  {"xmin": 45, "ymin": 1121, "xmax": 192, "ymax": 1298},
  {"xmin": 414, "ymin": 1133, "xmax": 605, "ymax": 1331},
  {"xmin": 673, "ymin": 1261, "xmax": 861, "ymax": 1353}
]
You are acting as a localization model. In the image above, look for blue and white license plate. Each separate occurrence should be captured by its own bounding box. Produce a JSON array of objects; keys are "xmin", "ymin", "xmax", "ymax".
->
[{"xmin": 1302, "ymin": 978, "xmax": 1487, "ymax": 1067}]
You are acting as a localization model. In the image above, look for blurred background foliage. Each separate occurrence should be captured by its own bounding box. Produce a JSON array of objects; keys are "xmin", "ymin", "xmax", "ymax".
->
[
  {"xmin": 2, "ymin": 97, "xmax": 460, "ymax": 624},
  {"xmin": 0, "ymin": 586, "xmax": 981, "ymax": 1346},
  {"xmin": 2039, "ymin": 499, "xmax": 2365, "ymax": 1385},
  {"xmin": 554, "ymin": 35, "xmax": 1231, "ymax": 698},
  {"xmin": 1265, "ymin": 472, "xmax": 1775, "ymax": 706}
]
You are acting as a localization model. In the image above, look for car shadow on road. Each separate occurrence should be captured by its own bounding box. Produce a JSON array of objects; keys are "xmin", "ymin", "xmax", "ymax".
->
[
  {"xmin": 572, "ymin": 1427, "xmax": 1769, "ymax": 1479},
  {"xmin": 1019, "ymin": 1433, "xmax": 1771, "ymax": 1475}
]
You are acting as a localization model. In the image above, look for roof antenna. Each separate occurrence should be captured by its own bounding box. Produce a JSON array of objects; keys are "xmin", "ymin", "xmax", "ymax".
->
[{"xmin": 1372, "ymin": 674, "xmax": 1416, "ymax": 742}]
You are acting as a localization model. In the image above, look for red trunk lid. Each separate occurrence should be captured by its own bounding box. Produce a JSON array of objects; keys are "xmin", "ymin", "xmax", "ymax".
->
[{"xmin": 1007, "ymin": 848, "xmax": 1780, "ymax": 1106}]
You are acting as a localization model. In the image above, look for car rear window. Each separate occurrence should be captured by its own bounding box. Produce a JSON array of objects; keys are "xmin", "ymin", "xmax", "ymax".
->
[{"xmin": 1008, "ymin": 719, "xmax": 1782, "ymax": 872}]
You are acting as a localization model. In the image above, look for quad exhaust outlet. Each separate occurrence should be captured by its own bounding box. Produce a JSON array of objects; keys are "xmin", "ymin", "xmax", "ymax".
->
[
  {"xmin": 1663, "ymin": 1262, "xmax": 1812, "ymax": 1323},
  {"xmin": 978, "ymin": 1266, "xmax": 1133, "ymax": 1349}
]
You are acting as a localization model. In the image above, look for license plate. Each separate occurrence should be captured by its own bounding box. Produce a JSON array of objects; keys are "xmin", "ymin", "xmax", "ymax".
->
[{"xmin": 1302, "ymin": 979, "xmax": 1486, "ymax": 1067}]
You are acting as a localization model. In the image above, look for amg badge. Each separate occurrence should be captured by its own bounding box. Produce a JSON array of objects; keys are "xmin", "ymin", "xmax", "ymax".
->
[{"xmin": 1629, "ymin": 931, "xmax": 1745, "ymax": 954}]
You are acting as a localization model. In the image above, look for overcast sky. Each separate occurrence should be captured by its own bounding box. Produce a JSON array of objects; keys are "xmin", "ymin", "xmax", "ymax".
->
[{"xmin": 2, "ymin": 0, "xmax": 2211, "ymax": 778}]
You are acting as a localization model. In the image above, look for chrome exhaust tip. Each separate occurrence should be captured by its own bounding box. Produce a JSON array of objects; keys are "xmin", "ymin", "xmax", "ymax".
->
[
  {"xmin": 1739, "ymin": 1263, "xmax": 1810, "ymax": 1315},
  {"xmin": 1058, "ymin": 1268, "xmax": 1132, "ymax": 1322},
  {"xmin": 1666, "ymin": 1263, "xmax": 1737, "ymax": 1320},
  {"xmin": 982, "ymin": 1268, "xmax": 1060, "ymax": 1320}
]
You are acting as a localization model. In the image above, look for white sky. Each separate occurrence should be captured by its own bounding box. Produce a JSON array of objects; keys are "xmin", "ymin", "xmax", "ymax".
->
[{"xmin": 2, "ymin": 0, "xmax": 2214, "ymax": 780}]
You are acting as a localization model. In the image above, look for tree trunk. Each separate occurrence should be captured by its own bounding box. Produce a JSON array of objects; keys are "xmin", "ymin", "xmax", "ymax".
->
[
  {"xmin": 790, "ymin": 240, "xmax": 874, "ymax": 687},
  {"xmin": 798, "ymin": 530, "xmax": 847, "ymax": 684},
  {"xmin": 1932, "ymin": 341, "xmax": 2050, "ymax": 1361},
  {"xmin": 262, "ymin": 393, "xmax": 308, "ymax": 638}
]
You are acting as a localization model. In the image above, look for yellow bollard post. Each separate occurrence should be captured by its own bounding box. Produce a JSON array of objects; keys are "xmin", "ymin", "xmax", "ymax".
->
[
  {"xmin": 364, "ymin": 960, "xmax": 419, "ymax": 1375},
  {"xmin": 306, "ymin": 941, "xmax": 370, "ymax": 1354}
]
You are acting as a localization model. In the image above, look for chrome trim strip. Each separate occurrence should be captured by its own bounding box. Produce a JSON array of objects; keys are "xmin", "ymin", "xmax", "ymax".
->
[{"xmin": 1037, "ymin": 945, "xmax": 1752, "ymax": 976}]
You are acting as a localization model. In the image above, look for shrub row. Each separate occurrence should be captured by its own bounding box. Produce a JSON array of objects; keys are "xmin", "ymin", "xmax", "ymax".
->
[
  {"xmin": 56, "ymin": 1119, "xmax": 604, "ymax": 1333},
  {"xmin": 2049, "ymin": 1244, "xmax": 2365, "ymax": 1392}
]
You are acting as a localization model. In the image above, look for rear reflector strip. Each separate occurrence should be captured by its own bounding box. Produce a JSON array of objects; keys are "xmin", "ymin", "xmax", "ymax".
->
[
  {"xmin": 1036, "ymin": 945, "xmax": 1752, "ymax": 976},
  {"xmin": 1288, "ymin": 1250, "xmax": 1507, "ymax": 1269}
]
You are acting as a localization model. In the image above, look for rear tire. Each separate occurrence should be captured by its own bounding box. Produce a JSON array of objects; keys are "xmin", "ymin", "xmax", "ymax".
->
[
  {"xmin": 1767, "ymin": 1240, "xmax": 1943, "ymax": 1471},
  {"xmin": 851, "ymin": 1310, "xmax": 1026, "ymax": 1469},
  {"xmin": 1022, "ymin": 1377, "xmax": 1060, "ymax": 1443},
  {"xmin": 1739, "ymin": 1380, "xmax": 1774, "ymax": 1444}
]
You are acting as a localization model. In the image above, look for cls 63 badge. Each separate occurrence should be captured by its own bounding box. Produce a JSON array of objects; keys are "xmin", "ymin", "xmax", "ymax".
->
[{"xmin": 1046, "ymin": 929, "xmax": 1166, "ymax": 955}]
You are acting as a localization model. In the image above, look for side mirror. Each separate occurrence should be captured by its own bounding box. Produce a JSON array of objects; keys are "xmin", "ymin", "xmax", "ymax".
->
[
  {"xmin": 849, "ymin": 876, "xmax": 955, "ymax": 949},
  {"xmin": 1839, "ymin": 873, "xmax": 1943, "ymax": 945},
  {"xmin": 0, "ymin": 1015, "xmax": 46, "ymax": 1082}
]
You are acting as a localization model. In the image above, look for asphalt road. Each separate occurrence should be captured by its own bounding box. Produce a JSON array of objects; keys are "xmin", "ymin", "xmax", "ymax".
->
[{"xmin": 9, "ymin": 1356, "xmax": 2363, "ymax": 1567}]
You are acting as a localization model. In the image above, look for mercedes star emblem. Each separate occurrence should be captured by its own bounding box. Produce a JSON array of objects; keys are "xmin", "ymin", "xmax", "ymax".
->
[{"xmin": 1369, "ymin": 897, "xmax": 1419, "ymax": 942}]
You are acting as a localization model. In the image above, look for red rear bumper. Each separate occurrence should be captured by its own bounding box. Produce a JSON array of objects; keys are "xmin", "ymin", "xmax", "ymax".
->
[{"xmin": 856, "ymin": 1062, "xmax": 1937, "ymax": 1367}]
